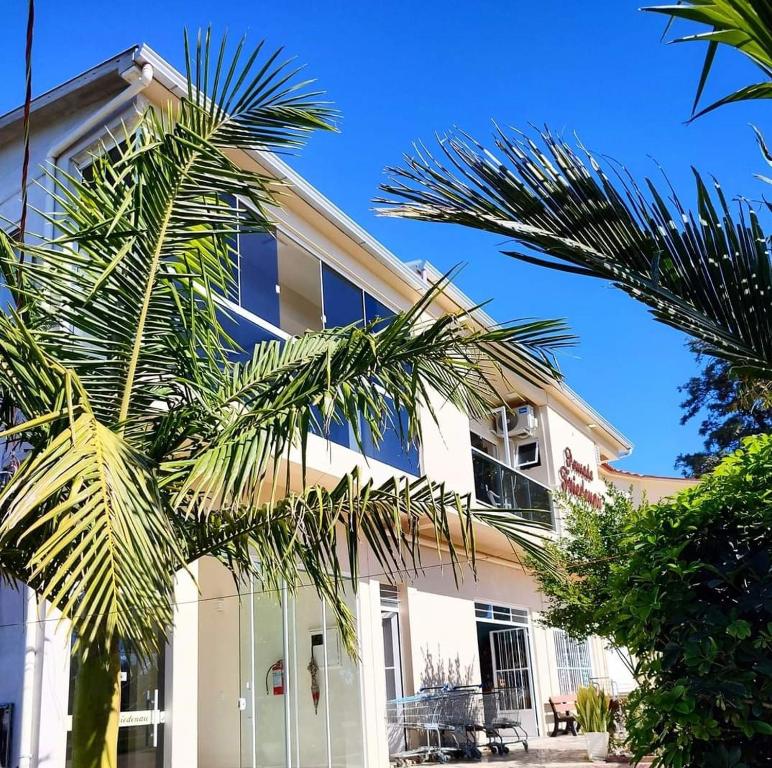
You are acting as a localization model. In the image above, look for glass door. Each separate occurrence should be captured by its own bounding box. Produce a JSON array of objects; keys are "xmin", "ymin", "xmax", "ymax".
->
[
  {"xmin": 67, "ymin": 641, "xmax": 164, "ymax": 768},
  {"xmin": 489, "ymin": 627, "xmax": 538, "ymax": 735},
  {"xmin": 239, "ymin": 576, "xmax": 366, "ymax": 768}
]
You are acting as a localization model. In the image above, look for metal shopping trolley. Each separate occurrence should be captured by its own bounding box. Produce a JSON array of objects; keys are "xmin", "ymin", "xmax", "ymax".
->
[
  {"xmin": 386, "ymin": 690, "xmax": 459, "ymax": 765},
  {"xmin": 480, "ymin": 686, "xmax": 529, "ymax": 754}
]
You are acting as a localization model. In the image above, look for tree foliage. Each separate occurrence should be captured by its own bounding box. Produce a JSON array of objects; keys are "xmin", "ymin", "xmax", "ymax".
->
[
  {"xmin": 618, "ymin": 434, "xmax": 772, "ymax": 767},
  {"xmin": 676, "ymin": 341, "xmax": 772, "ymax": 476},
  {"xmin": 531, "ymin": 436, "xmax": 772, "ymax": 767},
  {"xmin": 378, "ymin": 126, "xmax": 772, "ymax": 382},
  {"xmin": 527, "ymin": 487, "xmax": 634, "ymax": 642},
  {"xmin": 645, "ymin": 0, "xmax": 772, "ymax": 119}
]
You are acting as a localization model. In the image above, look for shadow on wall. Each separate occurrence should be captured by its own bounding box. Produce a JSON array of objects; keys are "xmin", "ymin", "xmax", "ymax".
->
[{"xmin": 419, "ymin": 645, "xmax": 475, "ymax": 689}]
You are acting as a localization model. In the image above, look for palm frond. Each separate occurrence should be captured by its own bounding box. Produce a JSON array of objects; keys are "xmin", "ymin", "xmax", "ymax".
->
[
  {"xmin": 179, "ymin": 468, "xmax": 553, "ymax": 653},
  {"xmin": 644, "ymin": 0, "xmax": 772, "ymax": 118},
  {"xmin": 378, "ymin": 127, "xmax": 772, "ymax": 380},
  {"xmin": 13, "ymin": 28, "xmax": 336, "ymax": 438},
  {"xmin": 0, "ymin": 408, "xmax": 181, "ymax": 656},
  {"xmin": 164, "ymin": 280, "xmax": 572, "ymax": 517}
]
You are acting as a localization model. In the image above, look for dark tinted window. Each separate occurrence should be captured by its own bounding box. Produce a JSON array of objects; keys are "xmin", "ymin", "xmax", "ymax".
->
[
  {"xmin": 239, "ymin": 232, "xmax": 279, "ymax": 325},
  {"xmin": 362, "ymin": 399, "xmax": 420, "ymax": 475},
  {"xmin": 364, "ymin": 293, "xmax": 395, "ymax": 332},
  {"xmin": 322, "ymin": 265, "xmax": 364, "ymax": 328},
  {"xmin": 218, "ymin": 307, "xmax": 281, "ymax": 362}
]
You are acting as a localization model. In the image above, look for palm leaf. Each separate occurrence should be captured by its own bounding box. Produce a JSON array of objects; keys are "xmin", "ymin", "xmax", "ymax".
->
[
  {"xmin": 179, "ymin": 468, "xmax": 553, "ymax": 653},
  {"xmin": 165, "ymin": 280, "xmax": 572, "ymax": 517},
  {"xmin": 0, "ymin": 408, "xmax": 181, "ymax": 656},
  {"xmin": 378, "ymin": 127, "xmax": 772, "ymax": 380},
  {"xmin": 644, "ymin": 0, "xmax": 772, "ymax": 118},
  {"xmin": 14, "ymin": 28, "xmax": 336, "ymax": 437}
]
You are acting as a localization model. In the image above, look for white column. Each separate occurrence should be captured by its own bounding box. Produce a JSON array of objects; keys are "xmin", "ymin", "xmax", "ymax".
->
[
  {"xmin": 36, "ymin": 604, "xmax": 71, "ymax": 768},
  {"xmin": 165, "ymin": 563, "xmax": 199, "ymax": 768},
  {"xmin": 357, "ymin": 580, "xmax": 389, "ymax": 767}
]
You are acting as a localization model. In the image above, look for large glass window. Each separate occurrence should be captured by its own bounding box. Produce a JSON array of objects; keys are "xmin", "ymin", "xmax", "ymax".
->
[
  {"xmin": 277, "ymin": 236, "xmax": 323, "ymax": 335},
  {"xmin": 239, "ymin": 232, "xmax": 280, "ymax": 325},
  {"xmin": 322, "ymin": 265, "xmax": 364, "ymax": 328},
  {"xmin": 364, "ymin": 293, "xmax": 394, "ymax": 331},
  {"xmin": 553, "ymin": 629, "xmax": 593, "ymax": 695},
  {"xmin": 218, "ymin": 307, "xmax": 281, "ymax": 362},
  {"xmin": 362, "ymin": 399, "xmax": 419, "ymax": 475}
]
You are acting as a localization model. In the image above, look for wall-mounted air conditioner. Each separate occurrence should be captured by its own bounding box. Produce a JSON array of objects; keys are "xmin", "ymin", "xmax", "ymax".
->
[{"xmin": 510, "ymin": 405, "xmax": 538, "ymax": 438}]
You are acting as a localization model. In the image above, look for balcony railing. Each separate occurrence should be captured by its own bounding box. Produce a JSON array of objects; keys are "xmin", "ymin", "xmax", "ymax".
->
[{"xmin": 471, "ymin": 448, "xmax": 553, "ymax": 526}]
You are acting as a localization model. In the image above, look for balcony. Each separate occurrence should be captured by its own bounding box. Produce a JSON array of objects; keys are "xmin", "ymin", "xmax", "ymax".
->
[{"xmin": 471, "ymin": 448, "xmax": 553, "ymax": 526}]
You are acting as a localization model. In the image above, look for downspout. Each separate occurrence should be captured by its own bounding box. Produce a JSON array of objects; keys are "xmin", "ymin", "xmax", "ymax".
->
[
  {"xmin": 17, "ymin": 589, "xmax": 44, "ymax": 768},
  {"xmin": 17, "ymin": 61, "xmax": 154, "ymax": 768},
  {"xmin": 41, "ymin": 61, "xmax": 154, "ymax": 241},
  {"xmin": 494, "ymin": 405, "xmax": 512, "ymax": 467}
]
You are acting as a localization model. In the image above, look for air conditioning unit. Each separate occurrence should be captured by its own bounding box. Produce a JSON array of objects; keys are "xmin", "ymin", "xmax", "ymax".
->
[
  {"xmin": 492, "ymin": 404, "xmax": 538, "ymax": 438},
  {"xmin": 510, "ymin": 405, "xmax": 538, "ymax": 438}
]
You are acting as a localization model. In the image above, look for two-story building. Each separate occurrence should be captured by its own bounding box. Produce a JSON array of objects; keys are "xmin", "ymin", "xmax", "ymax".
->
[{"xmin": 0, "ymin": 43, "xmax": 690, "ymax": 768}]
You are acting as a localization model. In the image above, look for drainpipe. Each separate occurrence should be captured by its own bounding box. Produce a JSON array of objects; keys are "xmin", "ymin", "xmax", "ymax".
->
[
  {"xmin": 17, "ymin": 589, "xmax": 44, "ymax": 768},
  {"xmin": 41, "ymin": 61, "xmax": 154, "ymax": 241},
  {"xmin": 494, "ymin": 405, "xmax": 512, "ymax": 466},
  {"xmin": 17, "ymin": 61, "xmax": 154, "ymax": 768}
]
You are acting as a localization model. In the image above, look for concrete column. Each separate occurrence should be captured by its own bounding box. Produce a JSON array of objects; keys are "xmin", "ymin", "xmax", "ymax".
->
[{"xmin": 165, "ymin": 563, "xmax": 199, "ymax": 768}]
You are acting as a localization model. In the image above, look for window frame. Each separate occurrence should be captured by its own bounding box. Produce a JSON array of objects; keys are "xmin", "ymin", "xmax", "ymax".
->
[{"xmin": 553, "ymin": 629, "xmax": 593, "ymax": 696}]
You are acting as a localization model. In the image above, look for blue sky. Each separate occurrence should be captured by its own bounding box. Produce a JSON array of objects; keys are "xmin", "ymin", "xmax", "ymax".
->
[{"xmin": 1, "ymin": 0, "xmax": 768, "ymax": 475}]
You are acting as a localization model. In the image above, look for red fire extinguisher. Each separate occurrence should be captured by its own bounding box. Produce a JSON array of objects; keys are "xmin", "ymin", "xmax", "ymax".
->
[{"xmin": 265, "ymin": 659, "xmax": 284, "ymax": 695}]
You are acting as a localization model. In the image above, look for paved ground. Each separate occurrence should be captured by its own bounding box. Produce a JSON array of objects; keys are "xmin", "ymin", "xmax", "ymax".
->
[{"xmin": 452, "ymin": 736, "xmax": 646, "ymax": 767}]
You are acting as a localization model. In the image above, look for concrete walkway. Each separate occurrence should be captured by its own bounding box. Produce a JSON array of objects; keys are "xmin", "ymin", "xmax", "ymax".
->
[{"xmin": 453, "ymin": 737, "xmax": 646, "ymax": 767}]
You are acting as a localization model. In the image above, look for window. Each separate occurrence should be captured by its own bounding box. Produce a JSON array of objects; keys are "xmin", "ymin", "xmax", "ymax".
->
[
  {"xmin": 277, "ymin": 236, "xmax": 323, "ymax": 335},
  {"xmin": 516, "ymin": 441, "xmax": 540, "ymax": 469},
  {"xmin": 362, "ymin": 398, "xmax": 420, "ymax": 475},
  {"xmin": 322, "ymin": 264, "xmax": 364, "ymax": 328},
  {"xmin": 218, "ymin": 307, "xmax": 281, "ymax": 361},
  {"xmin": 474, "ymin": 602, "xmax": 529, "ymax": 626},
  {"xmin": 553, "ymin": 629, "xmax": 593, "ymax": 695},
  {"xmin": 380, "ymin": 584, "xmax": 403, "ymax": 702},
  {"xmin": 364, "ymin": 293, "xmax": 394, "ymax": 331},
  {"xmin": 470, "ymin": 431, "xmax": 498, "ymax": 459},
  {"xmin": 239, "ymin": 231, "xmax": 280, "ymax": 325}
]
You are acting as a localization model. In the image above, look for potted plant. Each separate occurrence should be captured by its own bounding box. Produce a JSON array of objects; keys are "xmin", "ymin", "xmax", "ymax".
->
[{"xmin": 575, "ymin": 685, "xmax": 613, "ymax": 760}]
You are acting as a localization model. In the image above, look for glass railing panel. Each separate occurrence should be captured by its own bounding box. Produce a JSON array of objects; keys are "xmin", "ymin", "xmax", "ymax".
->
[{"xmin": 471, "ymin": 449, "xmax": 553, "ymax": 526}]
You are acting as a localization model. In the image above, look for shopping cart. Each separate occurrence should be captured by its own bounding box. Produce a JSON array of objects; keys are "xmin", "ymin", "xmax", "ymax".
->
[
  {"xmin": 479, "ymin": 686, "xmax": 529, "ymax": 754},
  {"xmin": 386, "ymin": 689, "xmax": 459, "ymax": 765}
]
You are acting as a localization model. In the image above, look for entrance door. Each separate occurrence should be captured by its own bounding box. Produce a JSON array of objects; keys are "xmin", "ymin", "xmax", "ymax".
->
[
  {"xmin": 67, "ymin": 642, "xmax": 164, "ymax": 768},
  {"xmin": 489, "ymin": 627, "xmax": 538, "ymax": 735}
]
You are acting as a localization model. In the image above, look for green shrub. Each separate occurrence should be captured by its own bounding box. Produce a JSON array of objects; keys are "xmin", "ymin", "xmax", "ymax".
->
[{"xmin": 616, "ymin": 434, "xmax": 772, "ymax": 767}]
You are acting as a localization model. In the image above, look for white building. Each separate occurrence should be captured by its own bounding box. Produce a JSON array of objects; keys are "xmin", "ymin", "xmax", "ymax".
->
[{"xmin": 0, "ymin": 43, "xmax": 689, "ymax": 768}]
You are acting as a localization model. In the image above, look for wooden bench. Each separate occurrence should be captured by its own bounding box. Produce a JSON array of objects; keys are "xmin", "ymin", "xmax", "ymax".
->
[{"xmin": 548, "ymin": 695, "xmax": 578, "ymax": 737}]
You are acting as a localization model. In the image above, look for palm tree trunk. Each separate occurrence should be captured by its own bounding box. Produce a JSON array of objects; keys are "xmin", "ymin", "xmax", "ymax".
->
[{"xmin": 70, "ymin": 635, "xmax": 121, "ymax": 768}]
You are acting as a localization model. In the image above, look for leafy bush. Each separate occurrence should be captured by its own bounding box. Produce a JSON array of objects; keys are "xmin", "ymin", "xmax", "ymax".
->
[
  {"xmin": 616, "ymin": 434, "xmax": 772, "ymax": 767},
  {"xmin": 575, "ymin": 685, "xmax": 613, "ymax": 733},
  {"xmin": 530, "ymin": 435, "xmax": 772, "ymax": 766}
]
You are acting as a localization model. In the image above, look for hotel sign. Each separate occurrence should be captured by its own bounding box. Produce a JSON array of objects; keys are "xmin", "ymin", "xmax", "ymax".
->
[{"xmin": 559, "ymin": 447, "xmax": 603, "ymax": 509}]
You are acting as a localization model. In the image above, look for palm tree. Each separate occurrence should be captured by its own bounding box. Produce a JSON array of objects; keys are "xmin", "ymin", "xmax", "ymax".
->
[
  {"xmin": 377, "ymin": 126, "xmax": 772, "ymax": 382},
  {"xmin": 0, "ymin": 31, "xmax": 568, "ymax": 768}
]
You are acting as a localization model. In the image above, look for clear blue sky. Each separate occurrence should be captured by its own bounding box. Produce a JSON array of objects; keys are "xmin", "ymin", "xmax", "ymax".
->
[{"xmin": 1, "ymin": 0, "xmax": 768, "ymax": 475}]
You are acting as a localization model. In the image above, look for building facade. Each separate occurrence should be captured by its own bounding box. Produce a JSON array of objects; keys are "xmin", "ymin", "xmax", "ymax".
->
[{"xmin": 0, "ymin": 44, "xmax": 690, "ymax": 768}]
